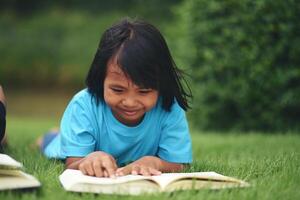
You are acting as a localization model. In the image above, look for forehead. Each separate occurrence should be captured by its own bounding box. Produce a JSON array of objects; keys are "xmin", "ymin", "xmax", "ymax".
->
[
  {"xmin": 107, "ymin": 58, "xmax": 125, "ymax": 75},
  {"xmin": 106, "ymin": 60, "xmax": 132, "ymax": 83}
]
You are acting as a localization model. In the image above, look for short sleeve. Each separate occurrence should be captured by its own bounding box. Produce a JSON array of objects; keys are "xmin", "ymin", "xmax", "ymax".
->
[
  {"xmin": 60, "ymin": 94, "xmax": 97, "ymax": 158},
  {"xmin": 157, "ymin": 102, "xmax": 192, "ymax": 163}
]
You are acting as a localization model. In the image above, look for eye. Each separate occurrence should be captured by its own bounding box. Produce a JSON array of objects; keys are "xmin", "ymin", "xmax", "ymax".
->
[
  {"xmin": 139, "ymin": 89, "xmax": 152, "ymax": 94},
  {"xmin": 111, "ymin": 87, "xmax": 124, "ymax": 93}
]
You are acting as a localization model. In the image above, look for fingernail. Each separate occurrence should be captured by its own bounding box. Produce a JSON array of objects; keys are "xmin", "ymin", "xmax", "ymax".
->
[
  {"xmin": 116, "ymin": 172, "xmax": 123, "ymax": 176},
  {"xmin": 154, "ymin": 171, "xmax": 161, "ymax": 176},
  {"xmin": 132, "ymin": 171, "xmax": 137, "ymax": 175},
  {"xmin": 110, "ymin": 174, "xmax": 116, "ymax": 178}
]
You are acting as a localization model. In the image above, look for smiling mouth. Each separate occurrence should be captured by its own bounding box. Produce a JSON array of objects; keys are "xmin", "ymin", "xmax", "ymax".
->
[{"xmin": 120, "ymin": 109, "xmax": 139, "ymax": 116}]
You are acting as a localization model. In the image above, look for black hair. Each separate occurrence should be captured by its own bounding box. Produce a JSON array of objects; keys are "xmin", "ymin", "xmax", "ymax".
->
[{"xmin": 86, "ymin": 18, "xmax": 192, "ymax": 111}]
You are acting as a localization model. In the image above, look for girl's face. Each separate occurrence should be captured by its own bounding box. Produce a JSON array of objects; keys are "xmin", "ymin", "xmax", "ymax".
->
[{"xmin": 103, "ymin": 60, "xmax": 159, "ymax": 126}]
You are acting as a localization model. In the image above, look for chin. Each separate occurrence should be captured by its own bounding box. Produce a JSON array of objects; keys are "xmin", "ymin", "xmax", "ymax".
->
[{"xmin": 121, "ymin": 115, "xmax": 143, "ymax": 125}]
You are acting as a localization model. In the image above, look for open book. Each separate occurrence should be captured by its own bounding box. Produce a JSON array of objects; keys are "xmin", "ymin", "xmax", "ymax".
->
[
  {"xmin": 0, "ymin": 154, "xmax": 41, "ymax": 190},
  {"xmin": 59, "ymin": 169, "xmax": 249, "ymax": 195}
]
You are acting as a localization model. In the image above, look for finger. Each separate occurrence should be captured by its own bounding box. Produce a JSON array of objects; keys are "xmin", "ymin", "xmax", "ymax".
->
[
  {"xmin": 116, "ymin": 167, "xmax": 125, "ymax": 176},
  {"xmin": 103, "ymin": 170, "xmax": 108, "ymax": 178},
  {"xmin": 105, "ymin": 168, "xmax": 116, "ymax": 178},
  {"xmin": 92, "ymin": 161, "xmax": 103, "ymax": 177},
  {"xmin": 108, "ymin": 158, "xmax": 118, "ymax": 169},
  {"xmin": 84, "ymin": 162, "xmax": 95, "ymax": 176},
  {"xmin": 149, "ymin": 168, "xmax": 162, "ymax": 175},
  {"xmin": 131, "ymin": 165, "xmax": 141, "ymax": 175},
  {"xmin": 140, "ymin": 167, "xmax": 151, "ymax": 176},
  {"xmin": 116, "ymin": 166, "xmax": 132, "ymax": 176},
  {"xmin": 79, "ymin": 162, "xmax": 94, "ymax": 176},
  {"xmin": 102, "ymin": 161, "xmax": 117, "ymax": 178},
  {"xmin": 78, "ymin": 163, "xmax": 87, "ymax": 175}
]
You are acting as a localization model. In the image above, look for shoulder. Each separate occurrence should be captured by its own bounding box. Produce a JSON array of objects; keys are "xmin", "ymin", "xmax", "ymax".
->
[
  {"xmin": 169, "ymin": 100, "xmax": 185, "ymax": 114},
  {"xmin": 71, "ymin": 89, "xmax": 93, "ymax": 103},
  {"xmin": 60, "ymin": 89, "xmax": 104, "ymax": 132},
  {"xmin": 162, "ymin": 99, "xmax": 185, "ymax": 114},
  {"xmin": 69, "ymin": 89, "xmax": 100, "ymax": 109},
  {"xmin": 152, "ymin": 99, "xmax": 186, "ymax": 123},
  {"xmin": 63, "ymin": 89, "xmax": 104, "ymax": 120}
]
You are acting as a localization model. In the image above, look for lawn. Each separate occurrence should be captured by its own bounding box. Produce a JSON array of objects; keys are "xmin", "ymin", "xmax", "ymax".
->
[{"xmin": 1, "ymin": 91, "xmax": 300, "ymax": 200}]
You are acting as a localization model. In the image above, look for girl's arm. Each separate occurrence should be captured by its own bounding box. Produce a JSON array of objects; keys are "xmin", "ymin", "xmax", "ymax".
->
[
  {"xmin": 116, "ymin": 156, "xmax": 185, "ymax": 176},
  {"xmin": 65, "ymin": 157, "xmax": 84, "ymax": 169}
]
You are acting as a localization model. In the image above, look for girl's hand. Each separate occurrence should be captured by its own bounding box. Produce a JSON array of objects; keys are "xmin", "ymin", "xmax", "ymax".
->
[
  {"xmin": 116, "ymin": 156, "xmax": 162, "ymax": 176},
  {"xmin": 66, "ymin": 151, "xmax": 117, "ymax": 178}
]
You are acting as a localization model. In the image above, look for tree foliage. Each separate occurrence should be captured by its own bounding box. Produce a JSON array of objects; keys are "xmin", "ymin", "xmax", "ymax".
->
[
  {"xmin": 181, "ymin": 0, "xmax": 300, "ymax": 131},
  {"xmin": 0, "ymin": 1, "xmax": 181, "ymax": 88}
]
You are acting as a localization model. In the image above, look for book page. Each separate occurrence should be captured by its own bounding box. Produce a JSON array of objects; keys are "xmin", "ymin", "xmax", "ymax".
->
[
  {"xmin": 150, "ymin": 172, "xmax": 246, "ymax": 189},
  {"xmin": 60, "ymin": 169, "xmax": 156, "ymax": 190},
  {"xmin": 0, "ymin": 171, "xmax": 41, "ymax": 190},
  {"xmin": 0, "ymin": 169, "xmax": 24, "ymax": 176},
  {"xmin": 60, "ymin": 170, "xmax": 246, "ymax": 190},
  {"xmin": 0, "ymin": 154, "xmax": 23, "ymax": 169},
  {"xmin": 59, "ymin": 170, "xmax": 249, "ymax": 194}
]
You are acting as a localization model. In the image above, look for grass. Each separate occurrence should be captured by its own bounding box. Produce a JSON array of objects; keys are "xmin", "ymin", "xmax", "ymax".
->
[{"xmin": 1, "ymin": 91, "xmax": 300, "ymax": 199}]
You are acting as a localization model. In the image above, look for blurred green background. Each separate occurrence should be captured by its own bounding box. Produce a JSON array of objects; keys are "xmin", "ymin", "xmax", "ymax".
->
[{"xmin": 0, "ymin": 0, "xmax": 299, "ymax": 132}]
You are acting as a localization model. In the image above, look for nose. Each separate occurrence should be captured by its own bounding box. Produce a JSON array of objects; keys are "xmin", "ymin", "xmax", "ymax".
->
[{"xmin": 122, "ymin": 96, "xmax": 138, "ymax": 108}]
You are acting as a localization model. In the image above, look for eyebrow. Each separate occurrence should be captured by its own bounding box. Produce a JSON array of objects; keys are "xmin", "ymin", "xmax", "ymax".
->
[
  {"xmin": 108, "ymin": 83, "xmax": 127, "ymax": 88},
  {"xmin": 110, "ymin": 71, "xmax": 122, "ymax": 75},
  {"xmin": 108, "ymin": 82, "xmax": 149, "ymax": 90}
]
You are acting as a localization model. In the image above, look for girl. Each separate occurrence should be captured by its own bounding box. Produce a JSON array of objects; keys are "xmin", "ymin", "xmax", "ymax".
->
[{"xmin": 41, "ymin": 18, "xmax": 193, "ymax": 178}]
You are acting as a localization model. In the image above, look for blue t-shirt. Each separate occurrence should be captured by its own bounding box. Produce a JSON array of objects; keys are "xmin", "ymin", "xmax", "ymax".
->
[{"xmin": 44, "ymin": 89, "xmax": 192, "ymax": 166}]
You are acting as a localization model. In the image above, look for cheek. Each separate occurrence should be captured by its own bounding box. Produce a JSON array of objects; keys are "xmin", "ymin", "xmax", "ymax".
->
[
  {"xmin": 103, "ymin": 88, "xmax": 117, "ymax": 105},
  {"xmin": 144, "ymin": 93, "xmax": 159, "ymax": 109},
  {"xmin": 103, "ymin": 87, "xmax": 109, "ymax": 101}
]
